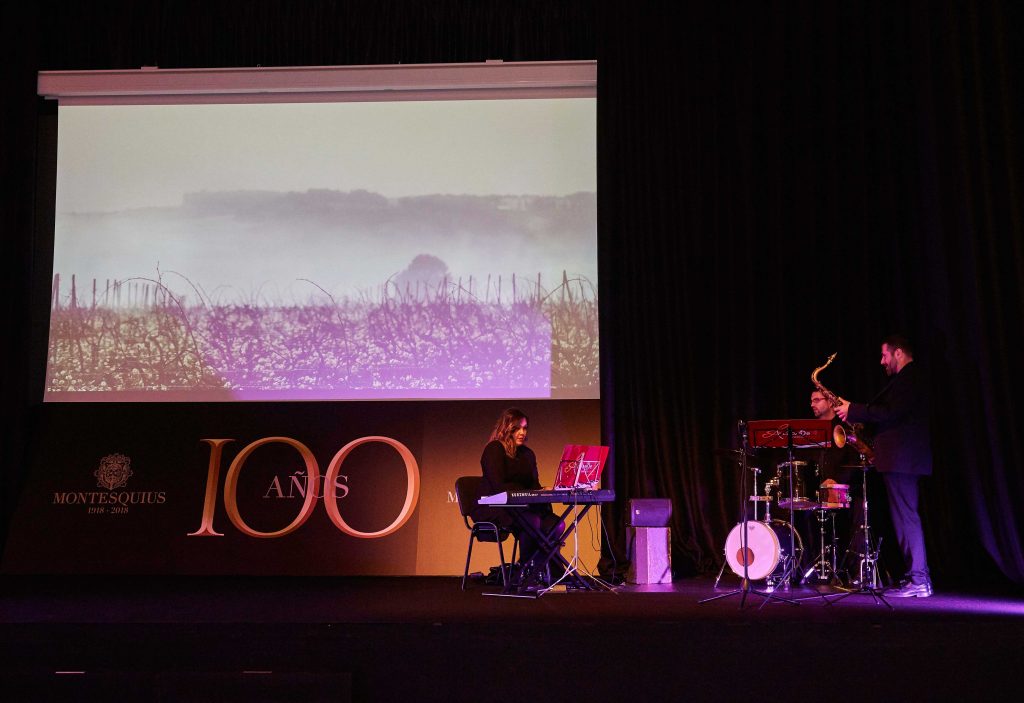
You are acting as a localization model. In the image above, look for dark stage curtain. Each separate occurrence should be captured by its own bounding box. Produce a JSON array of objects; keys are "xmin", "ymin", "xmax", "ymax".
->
[
  {"xmin": 2, "ymin": 1, "xmax": 1021, "ymax": 586},
  {"xmin": 599, "ymin": 2, "xmax": 1024, "ymax": 586}
]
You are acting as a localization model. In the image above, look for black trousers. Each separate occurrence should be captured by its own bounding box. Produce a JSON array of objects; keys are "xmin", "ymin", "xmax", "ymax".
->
[
  {"xmin": 882, "ymin": 472, "xmax": 930, "ymax": 584},
  {"xmin": 514, "ymin": 508, "xmax": 565, "ymax": 564}
]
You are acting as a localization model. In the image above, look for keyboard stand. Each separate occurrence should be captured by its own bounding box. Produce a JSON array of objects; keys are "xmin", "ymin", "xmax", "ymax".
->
[{"xmin": 484, "ymin": 501, "xmax": 610, "ymax": 599}]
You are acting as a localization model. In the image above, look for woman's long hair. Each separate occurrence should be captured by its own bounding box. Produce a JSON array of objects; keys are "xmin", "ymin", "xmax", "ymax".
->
[{"xmin": 489, "ymin": 407, "xmax": 528, "ymax": 458}]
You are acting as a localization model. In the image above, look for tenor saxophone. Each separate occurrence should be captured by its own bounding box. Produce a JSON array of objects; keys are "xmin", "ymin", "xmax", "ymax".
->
[{"xmin": 811, "ymin": 353, "xmax": 874, "ymax": 460}]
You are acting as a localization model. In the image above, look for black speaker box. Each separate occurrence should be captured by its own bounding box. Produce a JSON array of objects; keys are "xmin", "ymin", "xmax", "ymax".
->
[{"xmin": 629, "ymin": 498, "xmax": 672, "ymax": 527}]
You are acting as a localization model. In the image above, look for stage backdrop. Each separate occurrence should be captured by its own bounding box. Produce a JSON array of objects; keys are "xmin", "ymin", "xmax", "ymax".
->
[
  {"xmin": 2, "ymin": 61, "xmax": 604, "ymax": 576},
  {"xmin": 1, "ymin": 400, "xmax": 600, "ymax": 575}
]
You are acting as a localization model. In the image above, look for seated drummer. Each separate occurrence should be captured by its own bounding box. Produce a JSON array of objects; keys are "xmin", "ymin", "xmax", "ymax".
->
[
  {"xmin": 471, "ymin": 407, "xmax": 564, "ymax": 572},
  {"xmin": 810, "ymin": 389, "xmax": 862, "ymax": 571},
  {"xmin": 811, "ymin": 389, "xmax": 861, "ymax": 485}
]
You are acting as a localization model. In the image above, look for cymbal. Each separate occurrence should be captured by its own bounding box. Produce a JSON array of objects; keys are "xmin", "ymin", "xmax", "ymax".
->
[
  {"xmin": 714, "ymin": 448, "xmax": 756, "ymax": 462},
  {"xmin": 839, "ymin": 464, "xmax": 874, "ymax": 469},
  {"xmin": 778, "ymin": 498, "xmax": 821, "ymax": 510}
]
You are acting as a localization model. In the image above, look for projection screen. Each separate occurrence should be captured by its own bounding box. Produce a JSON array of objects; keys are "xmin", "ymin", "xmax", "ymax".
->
[{"xmin": 38, "ymin": 62, "xmax": 597, "ymax": 402}]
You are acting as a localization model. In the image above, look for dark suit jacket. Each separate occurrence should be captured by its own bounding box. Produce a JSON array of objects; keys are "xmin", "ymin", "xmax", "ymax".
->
[{"xmin": 847, "ymin": 361, "xmax": 932, "ymax": 476}]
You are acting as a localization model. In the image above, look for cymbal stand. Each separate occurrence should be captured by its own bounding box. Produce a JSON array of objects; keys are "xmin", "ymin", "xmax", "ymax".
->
[
  {"xmin": 751, "ymin": 467, "xmax": 762, "ymax": 522},
  {"xmin": 763, "ymin": 471, "xmax": 775, "ymax": 523},
  {"xmin": 826, "ymin": 455, "xmax": 892, "ymax": 609},
  {"xmin": 701, "ymin": 421, "xmax": 797, "ymax": 608},
  {"xmin": 712, "ymin": 543, "xmax": 728, "ymax": 589},
  {"xmin": 800, "ymin": 507, "xmax": 840, "ymax": 586}
]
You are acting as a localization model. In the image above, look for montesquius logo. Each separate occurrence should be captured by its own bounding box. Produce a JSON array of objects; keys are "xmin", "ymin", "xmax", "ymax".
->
[
  {"xmin": 51, "ymin": 452, "xmax": 166, "ymax": 513},
  {"xmin": 94, "ymin": 453, "xmax": 133, "ymax": 490}
]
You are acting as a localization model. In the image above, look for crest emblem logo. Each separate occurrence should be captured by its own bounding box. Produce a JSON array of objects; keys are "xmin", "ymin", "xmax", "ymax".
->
[{"xmin": 94, "ymin": 453, "xmax": 133, "ymax": 490}]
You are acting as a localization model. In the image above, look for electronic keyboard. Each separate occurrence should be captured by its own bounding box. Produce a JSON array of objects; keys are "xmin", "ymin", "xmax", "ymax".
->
[{"xmin": 478, "ymin": 488, "xmax": 615, "ymax": 505}]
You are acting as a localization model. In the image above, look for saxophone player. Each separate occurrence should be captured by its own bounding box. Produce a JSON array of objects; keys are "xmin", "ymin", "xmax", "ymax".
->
[{"xmin": 835, "ymin": 334, "xmax": 933, "ymax": 597}]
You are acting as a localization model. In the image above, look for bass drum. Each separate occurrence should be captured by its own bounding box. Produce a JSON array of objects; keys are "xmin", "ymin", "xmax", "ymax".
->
[{"xmin": 724, "ymin": 519, "xmax": 804, "ymax": 581}]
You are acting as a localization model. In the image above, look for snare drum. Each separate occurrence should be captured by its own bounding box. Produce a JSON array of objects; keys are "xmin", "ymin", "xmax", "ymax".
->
[
  {"xmin": 818, "ymin": 480, "xmax": 850, "ymax": 509},
  {"xmin": 773, "ymin": 461, "xmax": 819, "ymax": 510},
  {"xmin": 724, "ymin": 519, "xmax": 804, "ymax": 581}
]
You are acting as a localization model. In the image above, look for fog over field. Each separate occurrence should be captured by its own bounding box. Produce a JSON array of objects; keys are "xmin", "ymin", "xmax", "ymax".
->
[{"xmin": 54, "ymin": 189, "xmax": 596, "ymax": 302}]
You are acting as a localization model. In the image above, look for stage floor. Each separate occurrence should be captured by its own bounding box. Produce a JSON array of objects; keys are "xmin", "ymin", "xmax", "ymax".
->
[{"xmin": 2, "ymin": 574, "xmax": 1022, "ymax": 701}]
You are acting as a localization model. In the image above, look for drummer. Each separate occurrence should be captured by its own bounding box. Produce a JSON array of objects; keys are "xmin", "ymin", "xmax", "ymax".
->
[
  {"xmin": 810, "ymin": 389, "xmax": 860, "ymax": 484},
  {"xmin": 810, "ymin": 389, "xmax": 862, "ymax": 574}
]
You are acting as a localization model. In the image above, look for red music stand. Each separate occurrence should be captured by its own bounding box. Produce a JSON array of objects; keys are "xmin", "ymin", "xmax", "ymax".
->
[{"xmin": 746, "ymin": 419, "xmax": 833, "ymax": 450}]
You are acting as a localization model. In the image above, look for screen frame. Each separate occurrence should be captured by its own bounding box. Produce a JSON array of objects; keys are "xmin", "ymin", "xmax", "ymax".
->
[
  {"xmin": 38, "ymin": 60, "xmax": 596, "ymax": 105},
  {"xmin": 32, "ymin": 61, "xmax": 598, "ymax": 404}
]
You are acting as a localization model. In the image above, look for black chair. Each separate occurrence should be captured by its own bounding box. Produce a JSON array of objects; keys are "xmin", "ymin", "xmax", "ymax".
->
[{"xmin": 455, "ymin": 476, "xmax": 518, "ymax": 590}]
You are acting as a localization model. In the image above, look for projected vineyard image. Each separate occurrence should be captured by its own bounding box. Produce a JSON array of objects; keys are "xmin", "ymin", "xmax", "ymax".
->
[{"xmin": 45, "ymin": 99, "xmax": 597, "ymax": 401}]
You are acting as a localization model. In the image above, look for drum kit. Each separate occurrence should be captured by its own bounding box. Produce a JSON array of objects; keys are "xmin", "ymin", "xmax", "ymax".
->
[
  {"xmin": 706, "ymin": 359, "xmax": 891, "ymax": 605},
  {"xmin": 713, "ymin": 451, "xmax": 868, "ymax": 593},
  {"xmin": 703, "ymin": 419, "xmax": 886, "ymax": 608}
]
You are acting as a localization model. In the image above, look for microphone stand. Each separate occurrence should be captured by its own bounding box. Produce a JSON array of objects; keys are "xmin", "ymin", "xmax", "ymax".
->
[
  {"xmin": 700, "ymin": 420, "xmax": 797, "ymax": 608},
  {"xmin": 784, "ymin": 425, "xmax": 798, "ymax": 589}
]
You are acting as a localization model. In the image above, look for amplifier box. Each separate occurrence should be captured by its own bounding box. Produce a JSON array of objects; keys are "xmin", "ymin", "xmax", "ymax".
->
[
  {"xmin": 627, "ymin": 526, "xmax": 672, "ymax": 584},
  {"xmin": 629, "ymin": 498, "xmax": 672, "ymax": 527}
]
